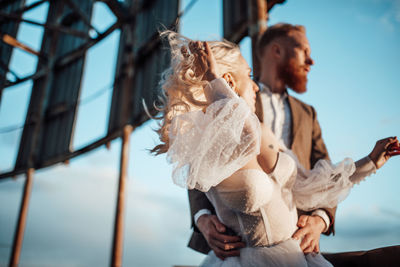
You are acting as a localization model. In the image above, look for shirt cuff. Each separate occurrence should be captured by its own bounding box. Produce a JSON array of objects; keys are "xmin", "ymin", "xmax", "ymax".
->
[
  {"xmin": 194, "ymin": 209, "xmax": 212, "ymax": 227},
  {"xmin": 311, "ymin": 209, "xmax": 330, "ymax": 233}
]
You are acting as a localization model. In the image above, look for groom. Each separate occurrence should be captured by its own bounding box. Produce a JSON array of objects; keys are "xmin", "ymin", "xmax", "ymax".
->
[{"xmin": 187, "ymin": 23, "xmax": 391, "ymax": 262}]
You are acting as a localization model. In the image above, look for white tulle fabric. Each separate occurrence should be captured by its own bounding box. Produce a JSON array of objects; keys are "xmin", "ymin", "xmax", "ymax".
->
[
  {"xmin": 201, "ymin": 239, "xmax": 333, "ymax": 267},
  {"xmin": 167, "ymin": 78, "xmax": 361, "ymax": 266},
  {"xmin": 286, "ymin": 150, "xmax": 356, "ymax": 211},
  {"xmin": 167, "ymin": 96, "xmax": 261, "ymax": 192},
  {"xmin": 167, "ymin": 78, "xmax": 358, "ymax": 207}
]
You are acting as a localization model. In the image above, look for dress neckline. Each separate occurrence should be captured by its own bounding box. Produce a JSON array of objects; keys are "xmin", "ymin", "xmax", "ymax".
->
[{"xmin": 235, "ymin": 168, "xmax": 268, "ymax": 177}]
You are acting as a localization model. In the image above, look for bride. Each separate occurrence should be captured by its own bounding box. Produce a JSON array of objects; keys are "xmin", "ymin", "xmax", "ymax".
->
[{"xmin": 152, "ymin": 31, "xmax": 398, "ymax": 266}]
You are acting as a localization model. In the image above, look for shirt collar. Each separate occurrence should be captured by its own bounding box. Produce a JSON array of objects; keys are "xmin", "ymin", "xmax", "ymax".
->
[{"xmin": 258, "ymin": 82, "xmax": 288, "ymax": 99}]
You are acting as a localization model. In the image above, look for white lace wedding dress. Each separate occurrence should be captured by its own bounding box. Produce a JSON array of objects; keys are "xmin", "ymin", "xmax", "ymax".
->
[{"xmin": 167, "ymin": 79, "xmax": 364, "ymax": 267}]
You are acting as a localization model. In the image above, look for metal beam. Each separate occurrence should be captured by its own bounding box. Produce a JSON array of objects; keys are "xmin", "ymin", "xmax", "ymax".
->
[
  {"xmin": 1, "ymin": 33, "xmax": 41, "ymax": 57},
  {"xmin": 249, "ymin": 0, "xmax": 267, "ymax": 77},
  {"xmin": 99, "ymin": 0, "xmax": 130, "ymax": 22},
  {"xmin": 0, "ymin": 127, "xmax": 123, "ymax": 180},
  {"xmin": 3, "ymin": 21, "xmax": 119, "ymax": 89},
  {"xmin": 0, "ymin": 0, "xmax": 26, "ymax": 104},
  {"xmin": 0, "ymin": 0, "xmax": 46, "ymax": 23},
  {"xmin": 9, "ymin": 168, "xmax": 35, "ymax": 267},
  {"xmin": 0, "ymin": 11, "xmax": 92, "ymax": 40},
  {"xmin": 64, "ymin": 0, "xmax": 100, "ymax": 35},
  {"xmin": 111, "ymin": 125, "xmax": 133, "ymax": 267}
]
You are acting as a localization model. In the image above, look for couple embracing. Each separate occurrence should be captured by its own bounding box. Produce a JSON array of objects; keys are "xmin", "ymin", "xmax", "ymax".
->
[{"xmin": 152, "ymin": 23, "xmax": 399, "ymax": 266}]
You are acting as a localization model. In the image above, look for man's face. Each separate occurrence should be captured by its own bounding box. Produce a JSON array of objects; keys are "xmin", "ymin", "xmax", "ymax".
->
[{"xmin": 277, "ymin": 31, "xmax": 314, "ymax": 93}]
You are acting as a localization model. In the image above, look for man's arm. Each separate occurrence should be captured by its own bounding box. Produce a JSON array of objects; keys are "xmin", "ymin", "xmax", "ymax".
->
[
  {"xmin": 188, "ymin": 189, "xmax": 215, "ymax": 233},
  {"xmin": 188, "ymin": 189, "xmax": 244, "ymax": 259}
]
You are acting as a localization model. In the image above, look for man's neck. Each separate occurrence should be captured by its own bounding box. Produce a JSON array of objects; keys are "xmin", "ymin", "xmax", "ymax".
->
[{"xmin": 259, "ymin": 78, "xmax": 286, "ymax": 95}]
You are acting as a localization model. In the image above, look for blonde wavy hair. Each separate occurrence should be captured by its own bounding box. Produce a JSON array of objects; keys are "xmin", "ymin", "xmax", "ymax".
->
[{"xmin": 152, "ymin": 31, "xmax": 242, "ymax": 154}]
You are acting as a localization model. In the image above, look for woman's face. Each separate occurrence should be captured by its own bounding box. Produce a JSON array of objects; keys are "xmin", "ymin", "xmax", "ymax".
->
[{"xmin": 232, "ymin": 56, "xmax": 259, "ymax": 112}]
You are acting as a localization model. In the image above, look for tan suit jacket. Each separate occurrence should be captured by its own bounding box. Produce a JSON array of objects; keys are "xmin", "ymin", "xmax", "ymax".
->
[{"xmin": 188, "ymin": 92, "xmax": 334, "ymax": 254}]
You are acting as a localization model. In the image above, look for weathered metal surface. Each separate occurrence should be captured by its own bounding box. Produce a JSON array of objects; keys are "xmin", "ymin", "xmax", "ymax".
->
[
  {"xmin": 0, "ymin": 0, "xmax": 26, "ymax": 103},
  {"xmin": 111, "ymin": 125, "xmax": 133, "ymax": 267},
  {"xmin": 108, "ymin": 0, "xmax": 179, "ymax": 133},
  {"xmin": 15, "ymin": 0, "xmax": 93, "ymax": 170},
  {"xmin": 9, "ymin": 168, "xmax": 34, "ymax": 267},
  {"xmin": 223, "ymin": 0, "xmax": 249, "ymax": 44}
]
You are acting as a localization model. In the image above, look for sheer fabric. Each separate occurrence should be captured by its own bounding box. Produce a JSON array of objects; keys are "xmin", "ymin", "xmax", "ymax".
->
[
  {"xmin": 201, "ymin": 239, "xmax": 333, "ymax": 267},
  {"xmin": 167, "ymin": 95, "xmax": 261, "ymax": 192},
  {"xmin": 277, "ymin": 149, "xmax": 356, "ymax": 211},
  {"xmin": 166, "ymin": 78, "xmax": 360, "ymax": 266},
  {"xmin": 167, "ymin": 77, "xmax": 357, "ymax": 208}
]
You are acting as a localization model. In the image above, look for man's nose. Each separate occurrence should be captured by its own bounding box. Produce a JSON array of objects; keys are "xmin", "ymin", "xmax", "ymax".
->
[{"xmin": 306, "ymin": 56, "xmax": 314, "ymax": 66}]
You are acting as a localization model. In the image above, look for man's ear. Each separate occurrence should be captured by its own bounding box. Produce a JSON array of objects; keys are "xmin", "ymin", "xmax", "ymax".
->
[
  {"xmin": 222, "ymin": 73, "xmax": 237, "ymax": 91},
  {"xmin": 271, "ymin": 42, "xmax": 283, "ymax": 60}
]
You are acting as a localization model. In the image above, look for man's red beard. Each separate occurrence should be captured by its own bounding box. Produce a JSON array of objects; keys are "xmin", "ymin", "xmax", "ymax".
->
[{"xmin": 277, "ymin": 57, "xmax": 308, "ymax": 93}]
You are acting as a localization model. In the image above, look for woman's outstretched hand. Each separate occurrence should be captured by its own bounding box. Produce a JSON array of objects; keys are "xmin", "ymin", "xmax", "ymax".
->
[
  {"xmin": 369, "ymin": 136, "xmax": 399, "ymax": 169},
  {"xmin": 187, "ymin": 41, "xmax": 219, "ymax": 81}
]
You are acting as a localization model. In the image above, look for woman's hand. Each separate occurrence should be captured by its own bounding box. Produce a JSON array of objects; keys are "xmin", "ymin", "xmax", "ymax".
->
[
  {"xmin": 369, "ymin": 136, "xmax": 399, "ymax": 169},
  {"xmin": 187, "ymin": 41, "xmax": 219, "ymax": 81}
]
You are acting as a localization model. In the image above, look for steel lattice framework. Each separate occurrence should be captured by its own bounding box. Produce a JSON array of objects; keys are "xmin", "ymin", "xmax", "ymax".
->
[{"xmin": 0, "ymin": 1, "xmax": 286, "ymax": 266}]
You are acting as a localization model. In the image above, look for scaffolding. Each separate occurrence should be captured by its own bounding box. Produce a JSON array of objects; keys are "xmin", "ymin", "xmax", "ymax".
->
[{"xmin": 0, "ymin": 0, "xmax": 285, "ymax": 266}]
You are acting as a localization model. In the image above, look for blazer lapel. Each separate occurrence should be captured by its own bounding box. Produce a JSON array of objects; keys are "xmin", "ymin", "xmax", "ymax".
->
[
  {"xmin": 288, "ymin": 95, "xmax": 302, "ymax": 149},
  {"xmin": 255, "ymin": 91, "xmax": 264, "ymax": 122}
]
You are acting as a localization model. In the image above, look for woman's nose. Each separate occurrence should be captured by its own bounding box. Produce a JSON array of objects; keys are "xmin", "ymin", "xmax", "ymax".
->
[{"xmin": 253, "ymin": 82, "xmax": 259, "ymax": 92}]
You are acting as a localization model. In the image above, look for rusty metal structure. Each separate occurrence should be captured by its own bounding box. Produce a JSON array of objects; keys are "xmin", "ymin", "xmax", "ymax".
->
[{"xmin": 0, "ymin": 0, "xmax": 285, "ymax": 266}]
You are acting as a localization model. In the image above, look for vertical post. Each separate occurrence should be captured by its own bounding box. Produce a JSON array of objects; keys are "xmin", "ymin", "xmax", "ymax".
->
[
  {"xmin": 111, "ymin": 125, "xmax": 133, "ymax": 267},
  {"xmin": 9, "ymin": 168, "xmax": 35, "ymax": 267},
  {"xmin": 249, "ymin": 0, "xmax": 268, "ymax": 78}
]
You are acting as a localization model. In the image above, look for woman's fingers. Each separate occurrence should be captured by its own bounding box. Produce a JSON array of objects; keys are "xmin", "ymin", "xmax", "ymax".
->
[
  {"xmin": 189, "ymin": 41, "xmax": 204, "ymax": 53},
  {"xmin": 188, "ymin": 40, "xmax": 197, "ymax": 53},
  {"xmin": 181, "ymin": 46, "xmax": 189, "ymax": 58},
  {"xmin": 203, "ymin": 41, "xmax": 211, "ymax": 55}
]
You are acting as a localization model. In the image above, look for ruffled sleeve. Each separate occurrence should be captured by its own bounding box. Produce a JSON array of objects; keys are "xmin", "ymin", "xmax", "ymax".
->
[
  {"xmin": 167, "ymin": 78, "xmax": 261, "ymax": 192},
  {"xmin": 287, "ymin": 149, "xmax": 356, "ymax": 211}
]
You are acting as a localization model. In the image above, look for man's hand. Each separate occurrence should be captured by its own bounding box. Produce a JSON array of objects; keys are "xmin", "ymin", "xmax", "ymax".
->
[
  {"xmin": 197, "ymin": 214, "xmax": 245, "ymax": 260},
  {"xmin": 292, "ymin": 215, "xmax": 326, "ymax": 253}
]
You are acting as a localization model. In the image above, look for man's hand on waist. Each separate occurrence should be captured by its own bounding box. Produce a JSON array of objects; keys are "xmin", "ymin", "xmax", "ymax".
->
[{"xmin": 197, "ymin": 214, "xmax": 245, "ymax": 260}]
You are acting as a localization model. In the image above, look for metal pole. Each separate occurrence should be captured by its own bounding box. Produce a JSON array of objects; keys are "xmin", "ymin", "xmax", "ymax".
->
[
  {"xmin": 111, "ymin": 125, "xmax": 133, "ymax": 267},
  {"xmin": 9, "ymin": 168, "xmax": 35, "ymax": 267},
  {"xmin": 250, "ymin": 0, "xmax": 268, "ymax": 78}
]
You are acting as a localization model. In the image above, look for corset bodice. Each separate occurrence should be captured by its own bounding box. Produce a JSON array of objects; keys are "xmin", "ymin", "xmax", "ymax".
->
[{"xmin": 206, "ymin": 153, "xmax": 299, "ymax": 247}]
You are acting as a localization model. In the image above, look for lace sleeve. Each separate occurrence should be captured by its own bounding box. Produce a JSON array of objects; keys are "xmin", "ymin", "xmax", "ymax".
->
[
  {"xmin": 287, "ymin": 150, "xmax": 356, "ymax": 211},
  {"xmin": 167, "ymin": 80, "xmax": 260, "ymax": 192}
]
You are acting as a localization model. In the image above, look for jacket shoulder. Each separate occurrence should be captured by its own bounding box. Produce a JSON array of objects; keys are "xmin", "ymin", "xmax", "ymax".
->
[{"xmin": 289, "ymin": 95, "xmax": 316, "ymax": 117}]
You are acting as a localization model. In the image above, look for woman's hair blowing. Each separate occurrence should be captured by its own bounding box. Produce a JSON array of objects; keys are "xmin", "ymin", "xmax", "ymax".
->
[{"xmin": 152, "ymin": 31, "xmax": 242, "ymax": 154}]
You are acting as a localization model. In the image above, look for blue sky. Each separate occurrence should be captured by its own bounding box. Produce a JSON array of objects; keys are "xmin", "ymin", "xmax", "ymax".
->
[{"xmin": 0, "ymin": 0, "xmax": 399, "ymax": 266}]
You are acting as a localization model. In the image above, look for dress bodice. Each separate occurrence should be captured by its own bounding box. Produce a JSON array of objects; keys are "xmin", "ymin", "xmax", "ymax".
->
[
  {"xmin": 167, "ymin": 77, "xmax": 357, "ymax": 246},
  {"xmin": 206, "ymin": 153, "xmax": 299, "ymax": 247}
]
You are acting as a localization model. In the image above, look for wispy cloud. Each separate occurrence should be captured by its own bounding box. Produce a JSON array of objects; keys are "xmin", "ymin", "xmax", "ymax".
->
[{"xmin": 355, "ymin": 0, "xmax": 400, "ymax": 32}]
